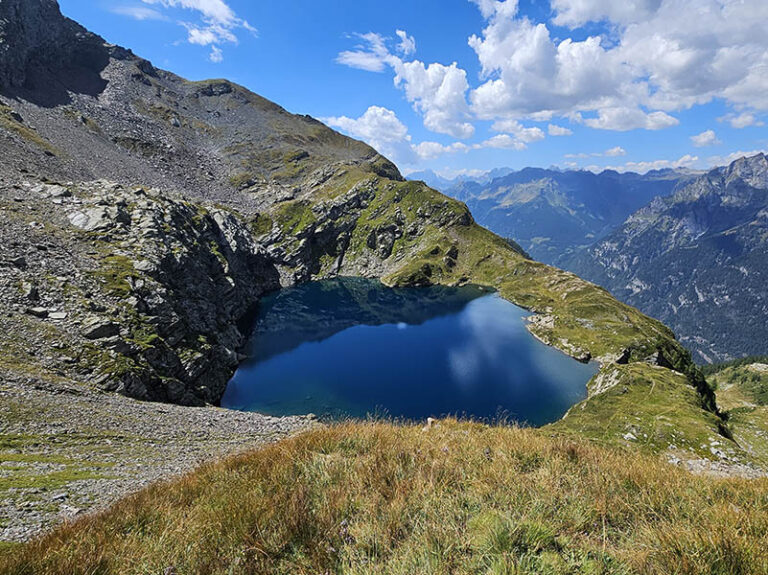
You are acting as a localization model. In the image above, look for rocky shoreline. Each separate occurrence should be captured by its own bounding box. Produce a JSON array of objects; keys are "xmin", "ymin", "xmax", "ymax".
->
[{"xmin": 0, "ymin": 373, "xmax": 314, "ymax": 543}]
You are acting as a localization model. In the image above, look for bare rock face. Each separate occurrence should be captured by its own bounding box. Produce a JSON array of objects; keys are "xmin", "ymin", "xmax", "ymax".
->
[{"xmin": 0, "ymin": 0, "xmax": 105, "ymax": 89}]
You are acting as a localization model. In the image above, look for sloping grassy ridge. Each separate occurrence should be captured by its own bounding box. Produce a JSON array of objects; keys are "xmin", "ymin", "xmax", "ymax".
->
[{"xmin": 3, "ymin": 421, "xmax": 767, "ymax": 574}]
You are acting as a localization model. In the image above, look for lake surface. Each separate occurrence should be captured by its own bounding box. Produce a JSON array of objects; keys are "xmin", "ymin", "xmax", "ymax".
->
[{"xmin": 222, "ymin": 278, "xmax": 598, "ymax": 425}]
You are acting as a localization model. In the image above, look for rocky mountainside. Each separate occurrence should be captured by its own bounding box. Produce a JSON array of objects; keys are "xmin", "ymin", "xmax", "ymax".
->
[
  {"xmin": 435, "ymin": 168, "xmax": 690, "ymax": 264},
  {"xmin": 0, "ymin": 0, "xmax": 398, "ymax": 210},
  {"xmin": 2, "ymin": 0, "xmax": 756, "ymax": 495},
  {"xmin": 4, "ymin": 0, "xmax": 768, "ymax": 550},
  {"xmin": 567, "ymin": 154, "xmax": 768, "ymax": 363}
]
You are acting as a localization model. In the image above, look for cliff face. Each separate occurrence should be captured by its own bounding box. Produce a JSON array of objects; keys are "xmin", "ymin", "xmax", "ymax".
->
[{"xmin": 0, "ymin": 0, "xmax": 107, "ymax": 88}]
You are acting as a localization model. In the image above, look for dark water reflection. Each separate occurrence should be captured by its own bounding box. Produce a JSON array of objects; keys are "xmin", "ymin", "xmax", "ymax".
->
[{"xmin": 222, "ymin": 278, "xmax": 598, "ymax": 425}]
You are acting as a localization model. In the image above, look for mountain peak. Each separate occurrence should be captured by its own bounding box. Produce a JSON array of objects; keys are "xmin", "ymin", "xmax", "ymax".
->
[{"xmin": 726, "ymin": 152, "xmax": 768, "ymax": 189}]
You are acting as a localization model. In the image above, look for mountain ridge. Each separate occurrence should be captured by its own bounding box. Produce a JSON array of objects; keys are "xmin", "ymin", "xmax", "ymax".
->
[
  {"xmin": 437, "ymin": 167, "xmax": 692, "ymax": 264},
  {"xmin": 568, "ymin": 152, "xmax": 768, "ymax": 363},
  {"xmin": 4, "ymin": 0, "xmax": 765, "ymax": 553}
]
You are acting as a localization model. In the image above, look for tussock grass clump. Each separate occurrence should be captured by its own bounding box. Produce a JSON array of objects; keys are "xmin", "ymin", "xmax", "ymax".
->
[{"xmin": 3, "ymin": 421, "xmax": 768, "ymax": 574}]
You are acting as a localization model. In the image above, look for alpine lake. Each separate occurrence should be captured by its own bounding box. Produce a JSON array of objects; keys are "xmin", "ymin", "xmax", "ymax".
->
[{"xmin": 222, "ymin": 278, "xmax": 598, "ymax": 425}]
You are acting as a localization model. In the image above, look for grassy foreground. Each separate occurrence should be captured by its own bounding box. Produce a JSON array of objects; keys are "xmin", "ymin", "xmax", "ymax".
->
[{"xmin": 3, "ymin": 421, "xmax": 767, "ymax": 575}]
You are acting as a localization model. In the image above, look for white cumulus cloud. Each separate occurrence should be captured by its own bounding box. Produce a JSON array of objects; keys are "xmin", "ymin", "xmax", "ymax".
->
[
  {"xmin": 690, "ymin": 129, "xmax": 721, "ymax": 147},
  {"xmin": 551, "ymin": 0, "xmax": 662, "ymax": 27},
  {"xmin": 322, "ymin": 106, "xmax": 471, "ymax": 166},
  {"xmin": 337, "ymin": 32, "xmax": 474, "ymax": 138},
  {"xmin": 604, "ymin": 146, "xmax": 627, "ymax": 157},
  {"xmin": 719, "ymin": 112, "xmax": 763, "ymax": 129},
  {"xmin": 393, "ymin": 60, "xmax": 475, "ymax": 138},
  {"xmin": 548, "ymin": 124, "xmax": 573, "ymax": 136}
]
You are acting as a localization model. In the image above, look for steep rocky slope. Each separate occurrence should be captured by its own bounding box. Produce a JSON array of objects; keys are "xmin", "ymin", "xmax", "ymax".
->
[
  {"xmin": 436, "ymin": 168, "xmax": 688, "ymax": 264},
  {"xmin": 568, "ymin": 154, "xmax": 768, "ymax": 363}
]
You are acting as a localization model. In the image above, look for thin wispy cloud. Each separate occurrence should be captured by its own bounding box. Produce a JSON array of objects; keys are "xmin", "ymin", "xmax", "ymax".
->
[
  {"xmin": 112, "ymin": 0, "xmax": 256, "ymax": 63},
  {"xmin": 110, "ymin": 5, "xmax": 165, "ymax": 21}
]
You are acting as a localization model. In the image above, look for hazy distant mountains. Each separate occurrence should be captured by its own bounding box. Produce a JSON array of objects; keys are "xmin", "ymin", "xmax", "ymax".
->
[
  {"xmin": 408, "ymin": 168, "xmax": 514, "ymax": 192},
  {"xmin": 568, "ymin": 154, "xmax": 768, "ymax": 363},
  {"xmin": 419, "ymin": 168, "xmax": 693, "ymax": 265}
]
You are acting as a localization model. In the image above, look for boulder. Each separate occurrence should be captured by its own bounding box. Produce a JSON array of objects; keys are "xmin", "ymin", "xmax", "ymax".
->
[{"xmin": 82, "ymin": 318, "xmax": 120, "ymax": 340}]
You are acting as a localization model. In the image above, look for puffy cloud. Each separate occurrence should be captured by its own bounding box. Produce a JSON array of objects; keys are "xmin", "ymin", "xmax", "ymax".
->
[
  {"xmin": 551, "ymin": 0, "xmax": 662, "ymax": 27},
  {"xmin": 469, "ymin": 0, "xmax": 519, "ymax": 19},
  {"xmin": 583, "ymin": 108, "xmax": 678, "ymax": 131},
  {"xmin": 332, "ymin": 0, "xmax": 768, "ymax": 169},
  {"xmin": 548, "ymin": 124, "xmax": 573, "ymax": 136},
  {"xmin": 690, "ymin": 129, "xmax": 721, "ymax": 147},
  {"xmin": 322, "ymin": 106, "xmax": 412, "ymax": 163},
  {"xmin": 468, "ymin": 16, "xmax": 630, "ymax": 123},
  {"xmin": 323, "ymin": 106, "xmax": 471, "ymax": 166},
  {"xmin": 604, "ymin": 146, "xmax": 627, "ymax": 157},
  {"xmin": 490, "ymin": 119, "xmax": 545, "ymax": 142},
  {"xmin": 337, "ymin": 32, "xmax": 474, "ymax": 138},
  {"xmin": 393, "ymin": 60, "xmax": 475, "ymax": 138},
  {"xmin": 719, "ymin": 112, "xmax": 762, "ymax": 129},
  {"xmin": 466, "ymin": 0, "xmax": 768, "ymax": 130},
  {"xmin": 138, "ymin": 0, "xmax": 255, "ymax": 61},
  {"xmin": 618, "ymin": 0, "xmax": 768, "ymax": 112}
]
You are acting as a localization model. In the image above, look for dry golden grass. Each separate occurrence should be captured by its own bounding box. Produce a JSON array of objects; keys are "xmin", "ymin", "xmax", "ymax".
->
[{"xmin": 3, "ymin": 420, "xmax": 768, "ymax": 574}]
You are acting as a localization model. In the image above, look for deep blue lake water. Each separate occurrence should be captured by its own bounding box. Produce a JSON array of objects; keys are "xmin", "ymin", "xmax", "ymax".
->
[{"xmin": 222, "ymin": 278, "xmax": 598, "ymax": 425}]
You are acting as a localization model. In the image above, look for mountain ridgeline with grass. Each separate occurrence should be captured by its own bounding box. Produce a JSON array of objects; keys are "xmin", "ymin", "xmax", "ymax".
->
[
  {"xmin": 1, "ymin": 1, "xmax": 768, "ymax": 573},
  {"xmin": 428, "ymin": 157, "xmax": 768, "ymax": 365},
  {"xmin": 431, "ymin": 168, "xmax": 690, "ymax": 266}
]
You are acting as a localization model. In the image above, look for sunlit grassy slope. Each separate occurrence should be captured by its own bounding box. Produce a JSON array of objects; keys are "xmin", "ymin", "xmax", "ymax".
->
[{"xmin": 3, "ymin": 421, "xmax": 767, "ymax": 575}]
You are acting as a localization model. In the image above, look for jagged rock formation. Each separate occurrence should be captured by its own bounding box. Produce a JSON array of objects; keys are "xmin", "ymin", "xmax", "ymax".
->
[{"xmin": 568, "ymin": 154, "xmax": 768, "ymax": 363}]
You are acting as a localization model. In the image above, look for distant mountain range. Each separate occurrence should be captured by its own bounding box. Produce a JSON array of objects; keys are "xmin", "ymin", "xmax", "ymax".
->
[
  {"xmin": 407, "ymin": 168, "xmax": 515, "ymax": 191},
  {"xmin": 568, "ymin": 153, "xmax": 768, "ymax": 363},
  {"xmin": 418, "ymin": 157, "xmax": 768, "ymax": 363},
  {"xmin": 418, "ymin": 167, "xmax": 695, "ymax": 265}
]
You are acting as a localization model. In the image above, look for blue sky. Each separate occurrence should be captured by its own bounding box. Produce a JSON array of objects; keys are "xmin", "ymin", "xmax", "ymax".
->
[{"xmin": 59, "ymin": 0, "xmax": 768, "ymax": 176}]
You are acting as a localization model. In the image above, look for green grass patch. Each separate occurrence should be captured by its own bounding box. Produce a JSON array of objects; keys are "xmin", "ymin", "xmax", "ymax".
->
[
  {"xmin": 0, "ymin": 103, "xmax": 58, "ymax": 155},
  {"xmin": 92, "ymin": 255, "xmax": 139, "ymax": 298},
  {"xmin": 274, "ymin": 200, "xmax": 317, "ymax": 235}
]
